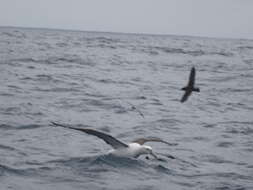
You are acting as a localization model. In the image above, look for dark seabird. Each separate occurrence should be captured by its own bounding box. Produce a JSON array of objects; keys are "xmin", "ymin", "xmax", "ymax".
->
[
  {"xmin": 51, "ymin": 122, "xmax": 176, "ymax": 159},
  {"xmin": 180, "ymin": 67, "xmax": 200, "ymax": 103},
  {"xmin": 126, "ymin": 101, "xmax": 145, "ymax": 118}
]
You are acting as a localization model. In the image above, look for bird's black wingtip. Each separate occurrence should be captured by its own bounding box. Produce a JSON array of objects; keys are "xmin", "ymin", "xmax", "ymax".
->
[
  {"xmin": 167, "ymin": 142, "xmax": 178, "ymax": 146},
  {"xmin": 190, "ymin": 66, "xmax": 196, "ymax": 74},
  {"xmin": 50, "ymin": 121, "xmax": 69, "ymax": 128},
  {"xmin": 50, "ymin": 121, "xmax": 58, "ymax": 126},
  {"xmin": 180, "ymin": 98, "xmax": 186, "ymax": 103}
]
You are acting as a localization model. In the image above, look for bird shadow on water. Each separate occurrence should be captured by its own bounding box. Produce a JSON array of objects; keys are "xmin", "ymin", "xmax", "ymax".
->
[{"xmin": 44, "ymin": 154, "xmax": 175, "ymax": 179}]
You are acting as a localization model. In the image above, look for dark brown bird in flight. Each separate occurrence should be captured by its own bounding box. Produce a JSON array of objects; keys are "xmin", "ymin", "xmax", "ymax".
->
[{"xmin": 180, "ymin": 67, "xmax": 200, "ymax": 103}]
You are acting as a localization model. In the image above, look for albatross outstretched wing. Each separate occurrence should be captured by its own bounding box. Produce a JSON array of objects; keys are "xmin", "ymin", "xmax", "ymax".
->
[
  {"xmin": 132, "ymin": 137, "xmax": 177, "ymax": 146},
  {"xmin": 51, "ymin": 122, "xmax": 128, "ymax": 149}
]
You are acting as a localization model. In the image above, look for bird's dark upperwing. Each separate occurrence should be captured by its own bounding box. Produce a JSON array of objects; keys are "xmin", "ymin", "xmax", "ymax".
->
[
  {"xmin": 125, "ymin": 101, "xmax": 145, "ymax": 118},
  {"xmin": 132, "ymin": 137, "xmax": 177, "ymax": 146},
  {"xmin": 188, "ymin": 67, "xmax": 196, "ymax": 87},
  {"xmin": 51, "ymin": 122, "xmax": 128, "ymax": 149},
  {"xmin": 180, "ymin": 90, "xmax": 191, "ymax": 103}
]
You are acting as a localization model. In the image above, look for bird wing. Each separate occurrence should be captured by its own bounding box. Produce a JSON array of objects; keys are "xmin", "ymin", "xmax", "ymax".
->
[
  {"xmin": 132, "ymin": 137, "xmax": 177, "ymax": 146},
  {"xmin": 51, "ymin": 122, "xmax": 128, "ymax": 149},
  {"xmin": 180, "ymin": 90, "xmax": 191, "ymax": 103},
  {"xmin": 188, "ymin": 67, "xmax": 196, "ymax": 87}
]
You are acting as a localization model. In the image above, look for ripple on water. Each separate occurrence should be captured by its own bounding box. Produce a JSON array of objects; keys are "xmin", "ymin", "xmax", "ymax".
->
[{"xmin": 216, "ymin": 141, "xmax": 234, "ymax": 148}]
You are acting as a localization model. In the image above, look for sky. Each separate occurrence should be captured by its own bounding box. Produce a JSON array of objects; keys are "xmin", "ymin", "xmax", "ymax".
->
[{"xmin": 0, "ymin": 0, "xmax": 253, "ymax": 39}]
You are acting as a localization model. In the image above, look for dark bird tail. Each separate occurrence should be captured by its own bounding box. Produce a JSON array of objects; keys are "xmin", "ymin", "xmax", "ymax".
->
[{"xmin": 193, "ymin": 88, "xmax": 200, "ymax": 92}]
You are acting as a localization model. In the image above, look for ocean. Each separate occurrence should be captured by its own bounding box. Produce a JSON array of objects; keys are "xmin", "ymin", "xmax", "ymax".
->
[{"xmin": 0, "ymin": 27, "xmax": 253, "ymax": 190}]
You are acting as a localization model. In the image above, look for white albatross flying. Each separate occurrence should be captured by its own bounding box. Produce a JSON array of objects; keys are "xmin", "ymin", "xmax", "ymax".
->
[{"xmin": 51, "ymin": 122, "xmax": 177, "ymax": 159}]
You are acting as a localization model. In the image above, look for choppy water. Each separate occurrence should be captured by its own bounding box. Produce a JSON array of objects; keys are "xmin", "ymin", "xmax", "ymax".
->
[{"xmin": 0, "ymin": 27, "xmax": 253, "ymax": 190}]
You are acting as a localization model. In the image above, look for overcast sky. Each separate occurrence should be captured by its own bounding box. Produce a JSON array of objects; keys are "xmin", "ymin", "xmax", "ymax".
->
[{"xmin": 0, "ymin": 0, "xmax": 253, "ymax": 39}]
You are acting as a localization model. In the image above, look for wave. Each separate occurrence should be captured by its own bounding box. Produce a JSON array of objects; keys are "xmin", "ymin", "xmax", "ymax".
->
[
  {"xmin": 0, "ymin": 123, "xmax": 45, "ymax": 130},
  {"xmin": 141, "ymin": 46, "xmax": 234, "ymax": 57}
]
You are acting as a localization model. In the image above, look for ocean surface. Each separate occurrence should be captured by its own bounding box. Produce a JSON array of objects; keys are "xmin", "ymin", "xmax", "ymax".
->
[{"xmin": 0, "ymin": 27, "xmax": 253, "ymax": 190}]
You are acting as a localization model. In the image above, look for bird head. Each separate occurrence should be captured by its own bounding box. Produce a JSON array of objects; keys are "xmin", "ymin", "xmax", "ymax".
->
[
  {"xmin": 142, "ymin": 145, "xmax": 152, "ymax": 154},
  {"xmin": 142, "ymin": 145, "xmax": 160, "ymax": 160}
]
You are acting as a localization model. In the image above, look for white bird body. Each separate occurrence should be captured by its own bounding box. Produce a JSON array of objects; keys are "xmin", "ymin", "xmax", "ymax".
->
[{"xmin": 108, "ymin": 143, "xmax": 152, "ymax": 158}]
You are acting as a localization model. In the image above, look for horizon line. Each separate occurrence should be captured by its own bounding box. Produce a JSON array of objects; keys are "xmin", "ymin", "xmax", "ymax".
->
[{"xmin": 0, "ymin": 25, "xmax": 252, "ymax": 41}]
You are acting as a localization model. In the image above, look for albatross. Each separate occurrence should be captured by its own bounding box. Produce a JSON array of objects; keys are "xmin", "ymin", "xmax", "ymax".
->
[
  {"xmin": 51, "ymin": 122, "xmax": 177, "ymax": 159},
  {"xmin": 180, "ymin": 67, "xmax": 200, "ymax": 103}
]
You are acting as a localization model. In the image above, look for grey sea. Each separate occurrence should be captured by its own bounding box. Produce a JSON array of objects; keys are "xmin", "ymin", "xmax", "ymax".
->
[{"xmin": 0, "ymin": 27, "xmax": 253, "ymax": 190}]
